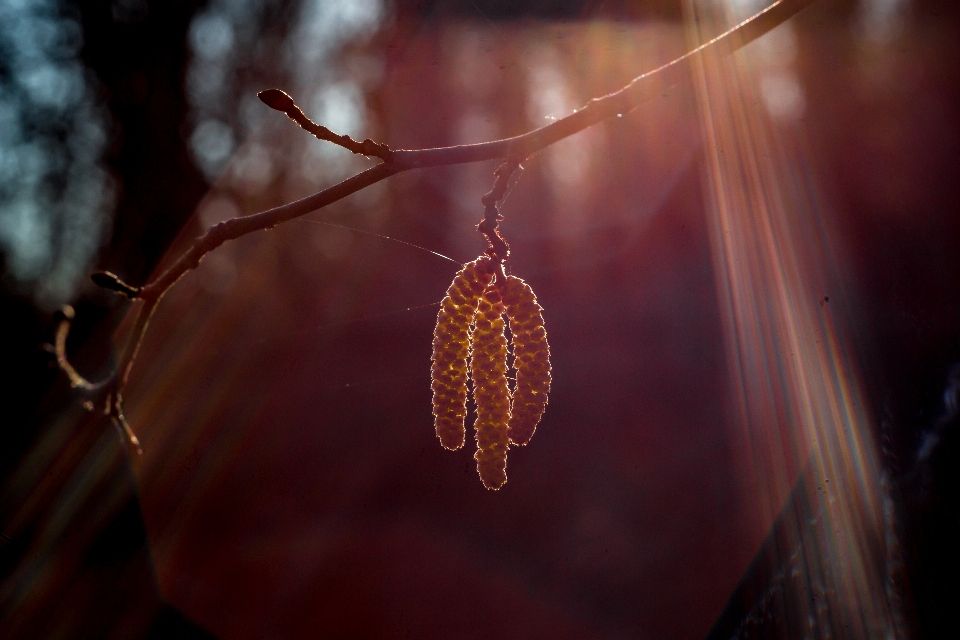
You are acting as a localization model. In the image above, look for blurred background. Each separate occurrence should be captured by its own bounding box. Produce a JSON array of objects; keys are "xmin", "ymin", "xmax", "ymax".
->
[{"xmin": 1, "ymin": 0, "xmax": 958, "ymax": 638}]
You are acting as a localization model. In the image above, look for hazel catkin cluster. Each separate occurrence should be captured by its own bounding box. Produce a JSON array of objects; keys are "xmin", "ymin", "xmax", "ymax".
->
[{"xmin": 431, "ymin": 260, "xmax": 551, "ymax": 490}]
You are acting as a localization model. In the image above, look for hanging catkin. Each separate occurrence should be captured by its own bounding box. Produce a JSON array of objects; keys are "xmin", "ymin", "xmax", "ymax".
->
[
  {"xmin": 502, "ymin": 276, "xmax": 551, "ymax": 446},
  {"xmin": 431, "ymin": 258, "xmax": 493, "ymax": 450},
  {"xmin": 471, "ymin": 281, "xmax": 511, "ymax": 489},
  {"xmin": 431, "ymin": 257, "xmax": 551, "ymax": 489}
]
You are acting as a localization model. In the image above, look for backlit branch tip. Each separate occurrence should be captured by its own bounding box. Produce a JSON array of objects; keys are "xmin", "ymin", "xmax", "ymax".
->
[{"xmin": 258, "ymin": 88, "xmax": 392, "ymax": 161}]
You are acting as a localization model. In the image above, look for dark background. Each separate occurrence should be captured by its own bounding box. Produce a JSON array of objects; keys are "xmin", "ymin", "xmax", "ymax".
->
[{"xmin": 2, "ymin": 0, "xmax": 959, "ymax": 638}]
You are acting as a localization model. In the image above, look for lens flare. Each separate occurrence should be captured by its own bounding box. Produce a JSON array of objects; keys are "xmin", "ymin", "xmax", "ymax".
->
[{"xmin": 689, "ymin": 3, "xmax": 902, "ymax": 635}]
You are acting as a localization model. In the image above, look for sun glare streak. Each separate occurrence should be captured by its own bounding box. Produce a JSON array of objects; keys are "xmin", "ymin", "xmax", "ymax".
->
[{"xmin": 690, "ymin": 1, "xmax": 903, "ymax": 635}]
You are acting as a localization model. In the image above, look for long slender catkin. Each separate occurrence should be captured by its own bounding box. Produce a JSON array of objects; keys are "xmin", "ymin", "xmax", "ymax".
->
[
  {"xmin": 501, "ymin": 276, "xmax": 551, "ymax": 446},
  {"xmin": 471, "ymin": 281, "xmax": 511, "ymax": 489},
  {"xmin": 431, "ymin": 258, "xmax": 493, "ymax": 450}
]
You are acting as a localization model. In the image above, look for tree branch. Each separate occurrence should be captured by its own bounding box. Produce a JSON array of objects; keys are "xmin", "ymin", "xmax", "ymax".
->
[
  {"xmin": 54, "ymin": 306, "xmax": 109, "ymax": 392},
  {"xmin": 257, "ymin": 88, "xmax": 392, "ymax": 161},
  {"xmin": 73, "ymin": 0, "xmax": 819, "ymax": 450}
]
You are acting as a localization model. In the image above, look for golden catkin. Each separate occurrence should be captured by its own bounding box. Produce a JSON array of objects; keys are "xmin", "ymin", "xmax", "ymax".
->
[
  {"xmin": 431, "ymin": 258, "xmax": 493, "ymax": 449},
  {"xmin": 502, "ymin": 276, "xmax": 551, "ymax": 446},
  {"xmin": 471, "ymin": 282, "xmax": 511, "ymax": 490}
]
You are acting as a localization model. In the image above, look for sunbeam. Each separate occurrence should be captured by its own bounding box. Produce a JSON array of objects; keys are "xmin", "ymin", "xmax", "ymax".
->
[{"xmin": 689, "ymin": 1, "xmax": 903, "ymax": 636}]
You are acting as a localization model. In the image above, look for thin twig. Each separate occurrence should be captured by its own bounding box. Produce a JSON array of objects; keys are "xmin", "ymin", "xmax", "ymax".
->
[
  {"xmin": 54, "ymin": 306, "xmax": 109, "ymax": 391},
  {"xmin": 72, "ymin": 0, "xmax": 819, "ymax": 448},
  {"xmin": 258, "ymin": 89, "xmax": 392, "ymax": 161},
  {"xmin": 479, "ymin": 160, "xmax": 521, "ymax": 263}
]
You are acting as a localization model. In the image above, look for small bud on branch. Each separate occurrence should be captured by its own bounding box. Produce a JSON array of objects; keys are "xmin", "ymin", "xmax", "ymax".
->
[{"xmin": 257, "ymin": 88, "xmax": 295, "ymax": 112}]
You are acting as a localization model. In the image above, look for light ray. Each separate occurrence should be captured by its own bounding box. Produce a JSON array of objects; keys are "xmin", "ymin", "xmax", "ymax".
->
[{"xmin": 689, "ymin": 1, "xmax": 903, "ymax": 635}]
